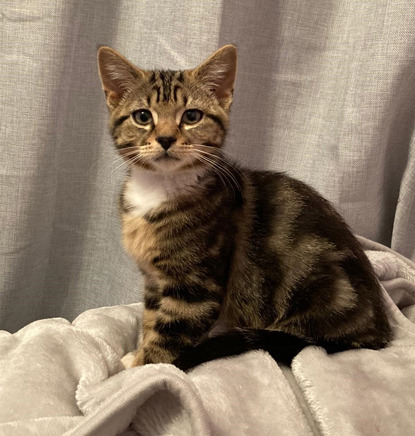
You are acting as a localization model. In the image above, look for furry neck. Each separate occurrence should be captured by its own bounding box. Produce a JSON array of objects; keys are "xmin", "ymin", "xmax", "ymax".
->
[{"xmin": 124, "ymin": 166, "xmax": 208, "ymax": 216}]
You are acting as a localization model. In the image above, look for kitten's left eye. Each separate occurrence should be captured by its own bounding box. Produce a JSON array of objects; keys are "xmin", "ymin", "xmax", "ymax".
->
[
  {"xmin": 132, "ymin": 109, "xmax": 153, "ymax": 125},
  {"xmin": 181, "ymin": 109, "xmax": 203, "ymax": 124}
]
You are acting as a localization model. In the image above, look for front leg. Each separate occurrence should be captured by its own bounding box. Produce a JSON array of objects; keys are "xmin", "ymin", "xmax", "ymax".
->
[{"xmin": 132, "ymin": 282, "xmax": 222, "ymax": 366}]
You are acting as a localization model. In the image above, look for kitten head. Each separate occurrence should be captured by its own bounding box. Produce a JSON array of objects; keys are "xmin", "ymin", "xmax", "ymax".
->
[{"xmin": 97, "ymin": 45, "xmax": 237, "ymax": 173}]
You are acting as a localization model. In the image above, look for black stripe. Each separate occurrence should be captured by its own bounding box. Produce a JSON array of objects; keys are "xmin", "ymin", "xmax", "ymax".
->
[
  {"xmin": 155, "ymin": 318, "xmax": 195, "ymax": 338},
  {"xmin": 155, "ymin": 316, "xmax": 215, "ymax": 340},
  {"xmin": 206, "ymin": 113, "xmax": 226, "ymax": 132},
  {"xmin": 164, "ymin": 86, "xmax": 170, "ymax": 101},
  {"xmin": 155, "ymin": 336, "xmax": 189, "ymax": 353},
  {"xmin": 119, "ymin": 184, "xmax": 129, "ymax": 213},
  {"xmin": 110, "ymin": 115, "xmax": 129, "ymax": 135},
  {"xmin": 177, "ymin": 71, "xmax": 184, "ymax": 83},
  {"xmin": 161, "ymin": 72, "xmax": 171, "ymax": 101},
  {"xmin": 149, "ymin": 71, "xmax": 156, "ymax": 84},
  {"xmin": 145, "ymin": 294, "xmax": 160, "ymax": 310},
  {"xmin": 156, "ymin": 86, "xmax": 161, "ymax": 103},
  {"xmin": 146, "ymin": 283, "xmax": 160, "ymax": 296},
  {"xmin": 183, "ymin": 95, "xmax": 188, "ymax": 106},
  {"xmin": 162, "ymin": 284, "xmax": 222, "ymax": 304},
  {"xmin": 144, "ymin": 208, "xmax": 173, "ymax": 223}
]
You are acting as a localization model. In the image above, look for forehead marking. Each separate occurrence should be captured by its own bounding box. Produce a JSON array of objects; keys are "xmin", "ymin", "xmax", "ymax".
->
[{"xmin": 151, "ymin": 70, "xmax": 186, "ymax": 104}]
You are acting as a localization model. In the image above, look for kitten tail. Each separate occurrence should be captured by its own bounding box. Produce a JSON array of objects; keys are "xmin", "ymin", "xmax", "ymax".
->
[{"xmin": 173, "ymin": 328, "xmax": 355, "ymax": 371}]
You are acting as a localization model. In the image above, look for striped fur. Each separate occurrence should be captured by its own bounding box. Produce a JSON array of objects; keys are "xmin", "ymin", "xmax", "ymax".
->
[{"xmin": 98, "ymin": 45, "xmax": 392, "ymax": 370}]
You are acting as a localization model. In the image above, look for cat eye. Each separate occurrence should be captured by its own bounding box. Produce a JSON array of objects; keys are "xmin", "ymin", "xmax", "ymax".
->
[
  {"xmin": 132, "ymin": 109, "xmax": 153, "ymax": 125},
  {"xmin": 181, "ymin": 109, "xmax": 203, "ymax": 124}
]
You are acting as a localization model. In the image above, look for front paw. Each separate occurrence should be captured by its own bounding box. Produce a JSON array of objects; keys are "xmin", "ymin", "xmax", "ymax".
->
[{"xmin": 121, "ymin": 350, "xmax": 144, "ymax": 369}]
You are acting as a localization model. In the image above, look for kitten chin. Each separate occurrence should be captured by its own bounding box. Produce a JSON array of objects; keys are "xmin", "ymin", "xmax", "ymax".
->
[{"xmin": 148, "ymin": 152, "xmax": 188, "ymax": 172}]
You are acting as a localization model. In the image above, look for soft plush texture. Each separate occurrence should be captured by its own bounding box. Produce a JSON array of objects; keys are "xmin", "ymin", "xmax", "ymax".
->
[{"xmin": 0, "ymin": 237, "xmax": 414, "ymax": 435}]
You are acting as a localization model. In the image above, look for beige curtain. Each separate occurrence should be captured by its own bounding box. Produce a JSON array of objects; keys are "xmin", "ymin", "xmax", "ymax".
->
[{"xmin": 1, "ymin": 0, "xmax": 414, "ymax": 331}]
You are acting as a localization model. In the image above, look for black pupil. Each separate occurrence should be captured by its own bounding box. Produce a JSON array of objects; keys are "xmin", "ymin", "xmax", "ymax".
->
[
  {"xmin": 137, "ymin": 110, "xmax": 150, "ymax": 123},
  {"xmin": 186, "ymin": 110, "xmax": 197, "ymax": 122}
]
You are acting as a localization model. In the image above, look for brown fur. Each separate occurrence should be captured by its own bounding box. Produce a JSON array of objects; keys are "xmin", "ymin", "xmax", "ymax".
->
[{"xmin": 97, "ymin": 45, "xmax": 392, "ymax": 369}]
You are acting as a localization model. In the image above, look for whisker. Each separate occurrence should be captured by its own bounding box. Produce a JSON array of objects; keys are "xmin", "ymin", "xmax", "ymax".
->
[
  {"xmin": 192, "ymin": 153, "xmax": 231, "ymax": 195},
  {"xmin": 190, "ymin": 143, "xmax": 240, "ymax": 162},
  {"xmin": 190, "ymin": 151, "xmax": 237, "ymax": 196},
  {"xmin": 192, "ymin": 149, "xmax": 242, "ymax": 193},
  {"xmin": 111, "ymin": 152, "xmax": 137, "ymax": 175},
  {"xmin": 190, "ymin": 144, "xmax": 242, "ymax": 175}
]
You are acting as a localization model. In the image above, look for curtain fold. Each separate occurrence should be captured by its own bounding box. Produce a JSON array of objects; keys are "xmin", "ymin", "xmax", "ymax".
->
[{"xmin": 1, "ymin": 0, "xmax": 414, "ymax": 331}]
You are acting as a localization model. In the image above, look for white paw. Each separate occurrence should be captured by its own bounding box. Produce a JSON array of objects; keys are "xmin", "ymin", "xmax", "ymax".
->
[{"xmin": 121, "ymin": 351, "xmax": 137, "ymax": 369}]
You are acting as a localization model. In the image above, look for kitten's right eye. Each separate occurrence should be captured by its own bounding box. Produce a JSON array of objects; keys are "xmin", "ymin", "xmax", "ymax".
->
[{"xmin": 132, "ymin": 109, "xmax": 153, "ymax": 125}]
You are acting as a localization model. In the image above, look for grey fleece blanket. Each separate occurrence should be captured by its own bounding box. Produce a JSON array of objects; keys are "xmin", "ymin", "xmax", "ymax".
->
[{"xmin": 0, "ymin": 236, "xmax": 414, "ymax": 436}]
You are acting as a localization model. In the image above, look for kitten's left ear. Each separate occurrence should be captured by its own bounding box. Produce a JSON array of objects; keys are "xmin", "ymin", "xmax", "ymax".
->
[
  {"xmin": 97, "ymin": 46, "xmax": 146, "ymax": 109},
  {"xmin": 192, "ymin": 45, "xmax": 237, "ymax": 106}
]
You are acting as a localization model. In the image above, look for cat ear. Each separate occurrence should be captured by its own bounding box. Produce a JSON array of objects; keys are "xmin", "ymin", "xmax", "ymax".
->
[
  {"xmin": 97, "ymin": 46, "xmax": 146, "ymax": 108},
  {"xmin": 192, "ymin": 45, "xmax": 237, "ymax": 104}
]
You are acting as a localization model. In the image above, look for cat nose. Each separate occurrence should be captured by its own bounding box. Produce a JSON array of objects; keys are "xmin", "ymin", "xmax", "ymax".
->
[{"xmin": 156, "ymin": 136, "xmax": 176, "ymax": 151}]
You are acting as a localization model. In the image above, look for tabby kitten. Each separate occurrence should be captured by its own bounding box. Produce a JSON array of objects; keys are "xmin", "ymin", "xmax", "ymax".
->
[{"xmin": 97, "ymin": 45, "xmax": 391, "ymax": 371}]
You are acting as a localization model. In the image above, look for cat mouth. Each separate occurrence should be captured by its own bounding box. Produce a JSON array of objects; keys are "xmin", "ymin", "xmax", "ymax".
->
[{"xmin": 154, "ymin": 153, "xmax": 180, "ymax": 162}]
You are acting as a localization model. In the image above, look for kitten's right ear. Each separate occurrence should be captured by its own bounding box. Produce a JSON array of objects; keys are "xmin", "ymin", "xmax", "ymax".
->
[{"xmin": 97, "ymin": 47, "xmax": 145, "ymax": 109}]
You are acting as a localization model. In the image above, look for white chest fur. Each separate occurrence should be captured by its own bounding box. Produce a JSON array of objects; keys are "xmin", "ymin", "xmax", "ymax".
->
[{"xmin": 124, "ymin": 167, "xmax": 206, "ymax": 216}]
